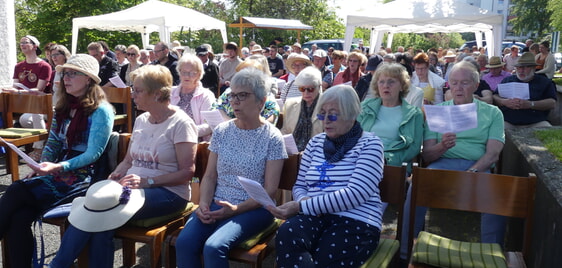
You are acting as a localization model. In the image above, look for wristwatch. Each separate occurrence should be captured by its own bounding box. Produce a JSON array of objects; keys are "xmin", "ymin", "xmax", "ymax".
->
[
  {"xmin": 530, "ymin": 101, "xmax": 535, "ymax": 108},
  {"xmin": 147, "ymin": 177, "xmax": 155, "ymax": 187},
  {"xmin": 467, "ymin": 168, "xmax": 478, "ymax": 172}
]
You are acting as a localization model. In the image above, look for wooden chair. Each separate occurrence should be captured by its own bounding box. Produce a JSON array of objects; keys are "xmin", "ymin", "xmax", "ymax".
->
[
  {"xmin": 407, "ymin": 165, "xmax": 537, "ymax": 268},
  {"xmin": 0, "ymin": 93, "xmax": 53, "ymax": 181},
  {"xmin": 360, "ymin": 163, "xmax": 408, "ymax": 268},
  {"xmin": 113, "ymin": 140, "xmax": 208, "ymax": 268},
  {"xmin": 163, "ymin": 153, "xmax": 302, "ymax": 268},
  {"xmin": 103, "ymin": 87, "xmax": 133, "ymax": 133}
]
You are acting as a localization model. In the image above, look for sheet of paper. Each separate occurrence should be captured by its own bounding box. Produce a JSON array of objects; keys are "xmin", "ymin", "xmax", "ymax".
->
[
  {"xmin": 276, "ymin": 99, "xmax": 284, "ymax": 111},
  {"xmin": 0, "ymin": 137, "xmax": 41, "ymax": 169},
  {"xmin": 201, "ymin": 110, "xmax": 226, "ymax": 129},
  {"xmin": 237, "ymin": 176, "xmax": 276, "ymax": 207},
  {"xmin": 13, "ymin": 82, "xmax": 30, "ymax": 90},
  {"xmin": 497, "ymin": 82, "xmax": 530, "ymax": 100},
  {"xmin": 109, "ymin": 76, "xmax": 128, "ymax": 88},
  {"xmin": 424, "ymin": 103, "xmax": 477, "ymax": 133},
  {"xmin": 283, "ymin": 134, "xmax": 299, "ymax": 155},
  {"xmin": 343, "ymin": 81, "xmax": 352, "ymax": 86}
]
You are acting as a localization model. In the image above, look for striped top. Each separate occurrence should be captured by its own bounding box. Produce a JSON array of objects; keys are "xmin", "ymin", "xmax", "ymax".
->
[{"xmin": 294, "ymin": 132, "xmax": 385, "ymax": 229}]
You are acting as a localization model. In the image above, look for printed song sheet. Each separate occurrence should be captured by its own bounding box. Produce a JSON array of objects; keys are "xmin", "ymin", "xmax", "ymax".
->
[
  {"xmin": 201, "ymin": 110, "xmax": 226, "ymax": 129},
  {"xmin": 424, "ymin": 103, "xmax": 477, "ymax": 133},
  {"xmin": 237, "ymin": 176, "xmax": 276, "ymax": 207},
  {"xmin": 497, "ymin": 82, "xmax": 530, "ymax": 99},
  {"xmin": 0, "ymin": 137, "xmax": 41, "ymax": 169},
  {"xmin": 109, "ymin": 76, "xmax": 127, "ymax": 88},
  {"xmin": 283, "ymin": 134, "xmax": 299, "ymax": 155}
]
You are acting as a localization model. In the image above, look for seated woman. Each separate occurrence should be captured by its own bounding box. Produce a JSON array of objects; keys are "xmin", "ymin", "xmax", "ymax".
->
[
  {"xmin": 268, "ymin": 85, "xmax": 385, "ymax": 267},
  {"xmin": 214, "ymin": 59, "xmax": 280, "ymax": 124},
  {"xmin": 49, "ymin": 65, "xmax": 198, "ymax": 267},
  {"xmin": 175, "ymin": 68, "xmax": 287, "ymax": 268},
  {"xmin": 48, "ymin": 44, "xmax": 72, "ymax": 105},
  {"xmin": 357, "ymin": 63, "xmax": 423, "ymax": 174},
  {"xmin": 333, "ymin": 51, "xmax": 366, "ymax": 88},
  {"xmin": 0, "ymin": 54, "xmax": 114, "ymax": 267},
  {"xmin": 119, "ymin": 44, "xmax": 143, "ymax": 86},
  {"xmin": 281, "ymin": 66, "xmax": 323, "ymax": 152},
  {"xmin": 411, "ymin": 52, "xmax": 446, "ymax": 104},
  {"xmin": 171, "ymin": 53, "xmax": 216, "ymax": 141},
  {"xmin": 400, "ymin": 61, "xmax": 505, "ymax": 261}
]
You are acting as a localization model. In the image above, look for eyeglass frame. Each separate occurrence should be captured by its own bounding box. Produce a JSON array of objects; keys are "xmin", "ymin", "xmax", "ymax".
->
[
  {"xmin": 61, "ymin": 71, "xmax": 87, "ymax": 79},
  {"xmin": 298, "ymin": 86, "xmax": 316, "ymax": 93},
  {"xmin": 316, "ymin": 113, "xmax": 338, "ymax": 121},
  {"xmin": 227, "ymin": 92, "xmax": 254, "ymax": 102}
]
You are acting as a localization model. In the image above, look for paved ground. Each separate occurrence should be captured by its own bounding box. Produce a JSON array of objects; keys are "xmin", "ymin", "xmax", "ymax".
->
[{"xmin": 0, "ymin": 153, "xmax": 484, "ymax": 267}]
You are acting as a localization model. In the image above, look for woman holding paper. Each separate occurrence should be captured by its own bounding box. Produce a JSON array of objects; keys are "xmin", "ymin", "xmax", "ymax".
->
[
  {"xmin": 268, "ymin": 85, "xmax": 385, "ymax": 267},
  {"xmin": 171, "ymin": 53, "xmax": 216, "ymax": 141},
  {"xmin": 49, "ymin": 64, "xmax": 197, "ymax": 267},
  {"xmin": 280, "ymin": 66, "xmax": 323, "ymax": 152},
  {"xmin": 175, "ymin": 68, "xmax": 287, "ymax": 268},
  {"xmin": 411, "ymin": 52, "xmax": 445, "ymax": 104},
  {"xmin": 0, "ymin": 54, "xmax": 114, "ymax": 267},
  {"xmin": 399, "ymin": 60, "xmax": 505, "ymax": 262},
  {"xmin": 357, "ymin": 63, "xmax": 423, "ymax": 173}
]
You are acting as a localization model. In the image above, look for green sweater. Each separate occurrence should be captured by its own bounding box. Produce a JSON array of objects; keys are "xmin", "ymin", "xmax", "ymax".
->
[{"xmin": 358, "ymin": 98, "xmax": 424, "ymax": 172}]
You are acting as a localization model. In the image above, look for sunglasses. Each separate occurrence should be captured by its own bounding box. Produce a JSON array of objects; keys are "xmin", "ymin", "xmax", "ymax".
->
[
  {"xmin": 126, "ymin": 53, "xmax": 137, "ymax": 57},
  {"xmin": 298, "ymin": 86, "xmax": 316, "ymax": 93},
  {"xmin": 316, "ymin": 114, "xmax": 338, "ymax": 121}
]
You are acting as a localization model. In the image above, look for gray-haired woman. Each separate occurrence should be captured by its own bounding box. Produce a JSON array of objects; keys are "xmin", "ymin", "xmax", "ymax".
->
[{"xmin": 281, "ymin": 66, "xmax": 323, "ymax": 151}]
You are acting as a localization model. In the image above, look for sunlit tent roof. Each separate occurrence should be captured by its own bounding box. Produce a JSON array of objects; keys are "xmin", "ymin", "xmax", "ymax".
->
[
  {"xmin": 344, "ymin": 0, "xmax": 504, "ymax": 56},
  {"xmin": 71, "ymin": 0, "xmax": 228, "ymax": 53},
  {"xmin": 229, "ymin": 17, "xmax": 313, "ymax": 47}
]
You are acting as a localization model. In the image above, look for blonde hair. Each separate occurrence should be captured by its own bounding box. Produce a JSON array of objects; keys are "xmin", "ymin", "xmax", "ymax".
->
[
  {"xmin": 370, "ymin": 63, "xmax": 410, "ymax": 99},
  {"xmin": 130, "ymin": 65, "xmax": 172, "ymax": 102}
]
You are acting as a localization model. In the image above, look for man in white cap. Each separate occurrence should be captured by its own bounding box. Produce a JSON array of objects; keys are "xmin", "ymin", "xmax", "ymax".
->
[
  {"xmin": 493, "ymin": 52, "xmax": 557, "ymax": 129},
  {"xmin": 312, "ymin": 49, "xmax": 333, "ymax": 90}
]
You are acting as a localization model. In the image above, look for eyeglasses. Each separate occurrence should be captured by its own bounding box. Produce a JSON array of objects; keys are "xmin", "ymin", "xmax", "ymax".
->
[
  {"xmin": 51, "ymin": 53, "xmax": 62, "ymax": 58},
  {"xmin": 316, "ymin": 114, "xmax": 338, "ymax": 121},
  {"xmin": 126, "ymin": 53, "xmax": 137, "ymax": 57},
  {"xmin": 130, "ymin": 87, "xmax": 144, "ymax": 95},
  {"xmin": 298, "ymin": 86, "xmax": 316, "ymax": 93},
  {"xmin": 227, "ymin": 92, "xmax": 253, "ymax": 102},
  {"xmin": 62, "ymin": 71, "xmax": 87, "ymax": 79},
  {"xmin": 180, "ymin": 71, "xmax": 199, "ymax": 77},
  {"xmin": 291, "ymin": 63, "xmax": 306, "ymax": 69}
]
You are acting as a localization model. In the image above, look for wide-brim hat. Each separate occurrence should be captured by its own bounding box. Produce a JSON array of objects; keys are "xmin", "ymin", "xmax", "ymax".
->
[
  {"xmin": 55, "ymin": 54, "xmax": 101, "ymax": 84},
  {"xmin": 251, "ymin": 45, "xmax": 263, "ymax": 53},
  {"xmin": 444, "ymin": 50, "xmax": 457, "ymax": 58},
  {"xmin": 366, "ymin": 54, "xmax": 383, "ymax": 71},
  {"xmin": 286, "ymin": 53, "xmax": 312, "ymax": 74},
  {"xmin": 68, "ymin": 180, "xmax": 145, "ymax": 232},
  {"xmin": 485, "ymin": 56, "xmax": 506, "ymax": 68},
  {"xmin": 514, "ymin": 52, "xmax": 537, "ymax": 67}
]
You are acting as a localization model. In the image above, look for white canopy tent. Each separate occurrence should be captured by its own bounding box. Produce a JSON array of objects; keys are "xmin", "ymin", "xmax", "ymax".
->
[
  {"xmin": 344, "ymin": 0, "xmax": 504, "ymax": 56},
  {"xmin": 71, "ymin": 0, "xmax": 228, "ymax": 54}
]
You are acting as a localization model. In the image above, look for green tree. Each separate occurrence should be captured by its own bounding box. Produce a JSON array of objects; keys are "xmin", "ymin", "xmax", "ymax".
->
[
  {"xmin": 510, "ymin": 0, "xmax": 553, "ymax": 39},
  {"xmin": 548, "ymin": 0, "xmax": 562, "ymax": 31}
]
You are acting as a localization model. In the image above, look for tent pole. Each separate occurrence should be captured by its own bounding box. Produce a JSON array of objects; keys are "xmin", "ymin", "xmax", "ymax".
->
[
  {"xmin": 297, "ymin": 30, "xmax": 301, "ymax": 43},
  {"xmin": 239, "ymin": 17, "xmax": 243, "ymax": 49}
]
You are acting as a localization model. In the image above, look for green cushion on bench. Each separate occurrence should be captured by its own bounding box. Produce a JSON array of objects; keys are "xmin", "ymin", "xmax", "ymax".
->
[
  {"xmin": 360, "ymin": 238, "xmax": 399, "ymax": 268},
  {"xmin": 237, "ymin": 218, "xmax": 283, "ymax": 250},
  {"xmin": 127, "ymin": 202, "xmax": 194, "ymax": 228},
  {"xmin": 412, "ymin": 231, "xmax": 507, "ymax": 268},
  {"xmin": 0, "ymin": 128, "xmax": 47, "ymax": 138},
  {"xmin": 114, "ymin": 114, "xmax": 127, "ymax": 121}
]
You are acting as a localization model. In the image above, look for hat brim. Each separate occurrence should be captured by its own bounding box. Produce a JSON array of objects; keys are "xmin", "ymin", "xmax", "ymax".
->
[
  {"xmin": 68, "ymin": 188, "xmax": 145, "ymax": 232},
  {"xmin": 514, "ymin": 63, "xmax": 537, "ymax": 67},
  {"xmin": 485, "ymin": 63, "xmax": 506, "ymax": 68},
  {"xmin": 286, "ymin": 55, "xmax": 312, "ymax": 74},
  {"xmin": 56, "ymin": 63, "xmax": 102, "ymax": 84}
]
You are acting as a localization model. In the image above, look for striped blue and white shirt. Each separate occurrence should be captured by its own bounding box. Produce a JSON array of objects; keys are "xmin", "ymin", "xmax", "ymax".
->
[{"xmin": 294, "ymin": 132, "xmax": 385, "ymax": 229}]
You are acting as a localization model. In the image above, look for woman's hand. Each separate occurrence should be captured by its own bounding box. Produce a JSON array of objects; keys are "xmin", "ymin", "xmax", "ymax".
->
[
  {"xmin": 29, "ymin": 162, "xmax": 62, "ymax": 176},
  {"xmin": 117, "ymin": 174, "xmax": 142, "ymax": 189},
  {"xmin": 196, "ymin": 204, "xmax": 215, "ymax": 224},
  {"xmin": 207, "ymin": 200, "xmax": 238, "ymax": 221},
  {"xmin": 440, "ymin": 132, "xmax": 456, "ymax": 150},
  {"xmin": 267, "ymin": 201, "xmax": 300, "ymax": 220},
  {"xmin": 108, "ymin": 172, "xmax": 123, "ymax": 181}
]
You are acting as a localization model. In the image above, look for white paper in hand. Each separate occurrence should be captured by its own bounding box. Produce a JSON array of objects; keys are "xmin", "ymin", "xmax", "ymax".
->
[
  {"xmin": 424, "ymin": 103, "xmax": 477, "ymax": 133},
  {"xmin": 109, "ymin": 76, "xmax": 128, "ymax": 88},
  {"xmin": 201, "ymin": 110, "xmax": 226, "ymax": 129},
  {"xmin": 283, "ymin": 134, "xmax": 299, "ymax": 155},
  {"xmin": 0, "ymin": 137, "xmax": 41, "ymax": 169},
  {"xmin": 237, "ymin": 176, "xmax": 276, "ymax": 207}
]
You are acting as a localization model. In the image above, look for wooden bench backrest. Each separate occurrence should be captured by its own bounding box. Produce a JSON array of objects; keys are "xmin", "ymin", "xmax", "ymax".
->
[
  {"xmin": 4, "ymin": 93, "xmax": 53, "ymax": 128},
  {"xmin": 409, "ymin": 165, "xmax": 537, "ymax": 257}
]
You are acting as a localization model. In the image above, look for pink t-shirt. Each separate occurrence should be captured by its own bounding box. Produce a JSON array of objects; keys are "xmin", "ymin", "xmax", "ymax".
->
[
  {"xmin": 13, "ymin": 60, "xmax": 52, "ymax": 91},
  {"xmin": 127, "ymin": 108, "xmax": 198, "ymax": 200}
]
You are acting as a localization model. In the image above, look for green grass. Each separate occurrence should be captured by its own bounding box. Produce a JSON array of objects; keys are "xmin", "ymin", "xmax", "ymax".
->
[
  {"xmin": 535, "ymin": 129, "xmax": 562, "ymax": 162},
  {"xmin": 553, "ymin": 77, "xmax": 562, "ymax": 86}
]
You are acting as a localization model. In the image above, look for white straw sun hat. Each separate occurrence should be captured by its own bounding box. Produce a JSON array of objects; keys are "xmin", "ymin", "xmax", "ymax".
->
[
  {"xmin": 68, "ymin": 180, "xmax": 145, "ymax": 232},
  {"xmin": 55, "ymin": 54, "xmax": 102, "ymax": 84}
]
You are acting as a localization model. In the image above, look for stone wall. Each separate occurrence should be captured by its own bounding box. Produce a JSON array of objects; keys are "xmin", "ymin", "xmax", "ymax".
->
[{"xmin": 501, "ymin": 127, "xmax": 562, "ymax": 268}]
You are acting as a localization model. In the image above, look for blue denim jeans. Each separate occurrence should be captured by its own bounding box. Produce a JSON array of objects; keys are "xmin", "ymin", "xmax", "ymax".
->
[
  {"xmin": 399, "ymin": 158, "xmax": 507, "ymax": 259},
  {"xmin": 49, "ymin": 187, "xmax": 187, "ymax": 268},
  {"xmin": 175, "ymin": 202, "xmax": 274, "ymax": 268}
]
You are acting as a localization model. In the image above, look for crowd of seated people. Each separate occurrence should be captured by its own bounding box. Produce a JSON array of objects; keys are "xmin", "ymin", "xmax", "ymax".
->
[{"xmin": 1, "ymin": 36, "xmax": 559, "ymax": 267}]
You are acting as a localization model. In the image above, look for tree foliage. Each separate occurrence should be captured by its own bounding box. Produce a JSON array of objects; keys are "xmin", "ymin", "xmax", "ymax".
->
[
  {"xmin": 548, "ymin": 0, "xmax": 562, "ymax": 32},
  {"xmin": 510, "ymin": 0, "xmax": 553, "ymax": 38}
]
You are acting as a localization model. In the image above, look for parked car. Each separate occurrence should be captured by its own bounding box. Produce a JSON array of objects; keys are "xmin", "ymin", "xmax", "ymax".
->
[{"xmin": 302, "ymin": 39, "xmax": 344, "ymax": 52}]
